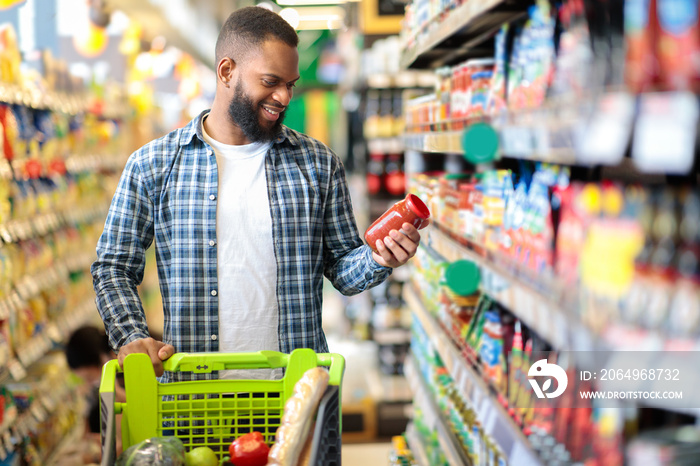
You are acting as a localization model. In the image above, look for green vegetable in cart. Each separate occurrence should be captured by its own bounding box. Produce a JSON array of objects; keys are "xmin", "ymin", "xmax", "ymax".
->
[
  {"xmin": 228, "ymin": 431, "xmax": 270, "ymax": 466},
  {"xmin": 185, "ymin": 446, "xmax": 219, "ymax": 466},
  {"xmin": 116, "ymin": 436, "xmax": 186, "ymax": 465}
]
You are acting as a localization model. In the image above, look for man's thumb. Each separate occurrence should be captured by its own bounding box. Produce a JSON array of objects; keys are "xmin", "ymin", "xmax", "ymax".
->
[{"xmin": 158, "ymin": 344, "xmax": 174, "ymax": 360}]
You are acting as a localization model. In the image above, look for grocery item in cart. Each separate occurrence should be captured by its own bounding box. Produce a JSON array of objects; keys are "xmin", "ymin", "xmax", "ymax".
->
[
  {"xmin": 268, "ymin": 367, "xmax": 329, "ymax": 466},
  {"xmin": 100, "ymin": 349, "xmax": 344, "ymax": 466},
  {"xmin": 115, "ymin": 436, "xmax": 186, "ymax": 466}
]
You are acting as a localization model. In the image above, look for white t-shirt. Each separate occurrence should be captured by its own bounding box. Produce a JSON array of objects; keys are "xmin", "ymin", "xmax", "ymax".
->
[{"xmin": 202, "ymin": 119, "xmax": 281, "ymax": 380}]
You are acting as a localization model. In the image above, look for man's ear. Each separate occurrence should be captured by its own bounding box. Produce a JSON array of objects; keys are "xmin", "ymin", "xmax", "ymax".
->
[{"xmin": 217, "ymin": 57, "xmax": 235, "ymax": 88}]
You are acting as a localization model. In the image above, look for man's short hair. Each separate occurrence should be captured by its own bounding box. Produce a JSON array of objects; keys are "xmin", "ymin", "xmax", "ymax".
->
[
  {"xmin": 65, "ymin": 325, "xmax": 111, "ymax": 369},
  {"xmin": 215, "ymin": 6, "xmax": 299, "ymax": 64}
]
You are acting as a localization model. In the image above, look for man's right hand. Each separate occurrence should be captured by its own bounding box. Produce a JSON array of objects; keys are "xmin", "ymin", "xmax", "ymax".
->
[{"xmin": 118, "ymin": 337, "xmax": 175, "ymax": 377}]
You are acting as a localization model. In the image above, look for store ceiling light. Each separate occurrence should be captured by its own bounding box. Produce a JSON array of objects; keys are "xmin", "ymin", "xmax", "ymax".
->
[
  {"xmin": 276, "ymin": 0, "xmax": 358, "ymax": 5},
  {"xmin": 280, "ymin": 6, "xmax": 345, "ymax": 30}
]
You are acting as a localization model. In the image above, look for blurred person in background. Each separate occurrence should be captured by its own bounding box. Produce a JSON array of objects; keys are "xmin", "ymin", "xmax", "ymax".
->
[{"xmin": 92, "ymin": 6, "xmax": 423, "ymax": 382}]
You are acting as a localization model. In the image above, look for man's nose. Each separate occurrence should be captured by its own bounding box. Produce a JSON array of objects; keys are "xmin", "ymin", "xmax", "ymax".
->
[{"xmin": 273, "ymin": 87, "xmax": 292, "ymax": 107}]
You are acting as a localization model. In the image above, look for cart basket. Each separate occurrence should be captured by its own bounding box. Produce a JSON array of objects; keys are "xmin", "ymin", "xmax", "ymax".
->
[{"xmin": 100, "ymin": 349, "xmax": 344, "ymax": 466}]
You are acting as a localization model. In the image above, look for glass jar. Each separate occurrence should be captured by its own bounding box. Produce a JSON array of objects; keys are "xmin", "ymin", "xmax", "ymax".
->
[{"xmin": 365, "ymin": 193, "xmax": 430, "ymax": 254}]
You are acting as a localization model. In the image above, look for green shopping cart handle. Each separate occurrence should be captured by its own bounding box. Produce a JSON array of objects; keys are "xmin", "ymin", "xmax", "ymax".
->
[
  {"xmin": 100, "ymin": 350, "xmax": 345, "ymax": 387},
  {"xmin": 163, "ymin": 350, "xmax": 288, "ymax": 372},
  {"xmin": 161, "ymin": 350, "xmax": 345, "ymax": 386}
]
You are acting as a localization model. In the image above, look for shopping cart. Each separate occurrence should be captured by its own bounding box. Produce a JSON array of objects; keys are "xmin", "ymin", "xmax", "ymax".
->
[{"xmin": 99, "ymin": 348, "xmax": 344, "ymax": 466}]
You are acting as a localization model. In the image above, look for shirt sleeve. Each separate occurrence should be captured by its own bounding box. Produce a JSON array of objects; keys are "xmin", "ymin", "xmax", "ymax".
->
[
  {"xmin": 91, "ymin": 152, "xmax": 154, "ymax": 352},
  {"xmin": 322, "ymin": 152, "xmax": 391, "ymax": 295}
]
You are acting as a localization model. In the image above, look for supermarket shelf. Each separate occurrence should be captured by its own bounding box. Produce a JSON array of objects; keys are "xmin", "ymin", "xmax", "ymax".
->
[
  {"xmin": 0, "ymin": 249, "xmax": 93, "ymax": 327},
  {"xmin": 1, "ymin": 298, "xmax": 96, "ymax": 385},
  {"xmin": 403, "ymin": 92, "xmax": 697, "ymax": 173},
  {"xmin": 405, "ymin": 422, "xmax": 431, "ymax": 466},
  {"xmin": 403, "ymin": 131, "xmax": 463, "ymax": 154},
  {"xmin": 367, "ymin": 137, "xmax": 404, "ymax": 154},
  {"xmin": 404, "ymin": 354, "xmax": 473, "ymax": 466},
  {"xmin": 402, "ymin": 124, "xmax": 579, "ymax": 161},
  {"xmin": 0, "ymin": 200, "xmax": 110, "ymax": 245},
  {"xmin": 18, "ymin": 298, "xmax": 96, "ymax": 369},
  {"xmin": 365, "ymin": 71, "xmax": 436, "ymax": 89},
  {"xmin": 492, "ymin": 91, "xmax": 638, "ymax": 167},
  {"xmin": 400, "ymin": 0, "xmax": 526, "ymax": 70},
  {"xmin": 0, "ymin": 83, "xmax": 88, "ymax": 114},
  {"xmin": 405, "ymin": 285, "xmax": 541, "ymax": 466},
  {"xmin": 423, "ymin": 225, "xmax": 602, "ymax": 353},
  {"xmin": 420, "ymin": 227, "xmax": 700, "ymax": 416}
]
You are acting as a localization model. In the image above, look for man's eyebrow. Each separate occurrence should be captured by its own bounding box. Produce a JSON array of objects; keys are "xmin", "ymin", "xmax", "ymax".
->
[{"xmin": 263, "ymin": 73, "xmax": 301, "ymax": 83}]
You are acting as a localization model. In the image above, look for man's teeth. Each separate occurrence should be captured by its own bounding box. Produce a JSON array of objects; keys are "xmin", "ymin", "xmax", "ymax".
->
[{"xmin": 264, "ymin": 107, "xmax": 280, "ymax": 115}]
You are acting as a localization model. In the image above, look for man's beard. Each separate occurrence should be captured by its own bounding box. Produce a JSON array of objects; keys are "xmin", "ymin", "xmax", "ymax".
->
[{"xmin": 227, "ymin": 79, "xmax": 285, "ymax": 143}]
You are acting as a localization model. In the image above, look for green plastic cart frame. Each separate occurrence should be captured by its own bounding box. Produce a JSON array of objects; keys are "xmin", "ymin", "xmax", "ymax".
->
[{"xmin": 99, "ymin": 349, "xmax": 345, "ymax": 466}]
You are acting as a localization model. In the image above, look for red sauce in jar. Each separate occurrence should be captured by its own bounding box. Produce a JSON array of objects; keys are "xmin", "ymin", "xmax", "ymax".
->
[{"xmin": 365, "ymin": 193, "xmax": 431, "ymax": 254}]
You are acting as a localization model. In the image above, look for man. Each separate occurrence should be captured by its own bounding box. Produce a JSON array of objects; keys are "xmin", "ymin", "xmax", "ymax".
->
[{"xmin": 92, "ymin": 6, "xmax": 422, "ymax": 382}]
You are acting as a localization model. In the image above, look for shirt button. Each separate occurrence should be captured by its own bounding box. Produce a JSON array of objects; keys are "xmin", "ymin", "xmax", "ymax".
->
[
  {"xmin": 206, "ymin": 148, "xmax": 213, "ymax": 156},
  {"xmin": 211, "ymin": 289, "xmax": 217, "ymax": 296},
  {"xmin": 209, "ymin": 194, "xmax": 216, "ymax": 201},
  {"xmin": 211, "ymin": 334, "xmax": 217, "ymax": 340},
  {"xmin": 209, "ymin": 240, "xmax": 216, "ymax": 247}
]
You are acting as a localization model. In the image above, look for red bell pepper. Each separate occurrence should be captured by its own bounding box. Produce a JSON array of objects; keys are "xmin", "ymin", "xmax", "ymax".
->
[{"xmin": 229, "ymin": 431, "xmax": 270, "ymax": 466}]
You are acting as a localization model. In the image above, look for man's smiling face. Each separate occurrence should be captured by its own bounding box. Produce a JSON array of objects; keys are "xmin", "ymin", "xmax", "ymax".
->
[{"xmin": 227, "ymin": 39, "xmax": 300, "ymax": 143}]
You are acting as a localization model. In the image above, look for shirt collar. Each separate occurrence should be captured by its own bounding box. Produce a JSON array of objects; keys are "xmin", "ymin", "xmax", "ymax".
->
[{"xmin": 179, "ymin": 109, "xmax": 299, "ymax": 147}]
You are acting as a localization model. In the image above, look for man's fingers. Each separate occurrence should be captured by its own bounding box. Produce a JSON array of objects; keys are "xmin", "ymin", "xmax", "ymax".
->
[
  {"xmin": 117, "ymin": 351, "xmax": 127, "ymax": 369},
  {"xmin": 118, "ymin": 338, "xmax": 174, "ymax": 376},
  {"xmin": 150, "ymin": 350, "xmax": 165, "ymax": 377},
  {"xmin": 389, "ymin": 230, "xmax": 418, "ymax": 257},
  {"xmin": 400, "ymin": 223, "xmax": 422, "ymax": 243},
  {"xmin": 383, "ymin": 235, "xmax": 409, "ymax": 263},
  {"xmin": 375, "ymin": 239, "xmax": 398, "ymax": 267}
]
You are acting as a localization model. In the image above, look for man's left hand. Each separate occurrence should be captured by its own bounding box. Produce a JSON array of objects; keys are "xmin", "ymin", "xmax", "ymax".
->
[{"xmin": 372, "ymin": 222, "xmax": 423, "ymax": 268}]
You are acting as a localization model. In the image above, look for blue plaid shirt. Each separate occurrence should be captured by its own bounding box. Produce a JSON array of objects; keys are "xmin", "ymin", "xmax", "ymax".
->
[{"xmin": 92, "ymin": 111, "xmax": 391, "ymax": 379}]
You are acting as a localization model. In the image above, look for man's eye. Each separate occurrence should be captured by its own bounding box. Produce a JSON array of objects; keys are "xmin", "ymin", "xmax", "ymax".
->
[{"xmin": 263, "ymin": 80, "xmax": 276, "ymax": 86}]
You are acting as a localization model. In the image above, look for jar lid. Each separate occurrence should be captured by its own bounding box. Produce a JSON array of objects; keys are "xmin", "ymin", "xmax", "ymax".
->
[
  {"xmin": 443, "ymin": 260, "xmax": 480, "ymax": 296},
  {"xmin": 406, "ymin": 193, "xmax": 430, "ymax": 219}
]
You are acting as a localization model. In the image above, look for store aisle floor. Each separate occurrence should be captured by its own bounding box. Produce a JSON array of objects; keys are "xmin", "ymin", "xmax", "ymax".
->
[{"xmin": 342, "ymin": 442, "xmax": 394, "ymax": 465}]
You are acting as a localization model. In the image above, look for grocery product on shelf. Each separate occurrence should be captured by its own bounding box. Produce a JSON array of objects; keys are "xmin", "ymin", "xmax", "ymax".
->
[
  {"xmin": 410, "ymin": 170, "xmax": 700, "ymax": 343},
  {"xmin": 389, "ymin": 435, "xmax": 418, "ymax": 465},
  {"xmin": 0, "ymin": 353, "xmax": 85, "ymax": 464},
  {"xmin": 409, "ymin": 260, "xmax": 640, "ymax": 464},
  {"xmin": 508, "ymin": 0, "xmax": 557, "ymax": 110},
  {"xmin": 656, "ymin": 0, "xmax": 700, "ymax": 91}
]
